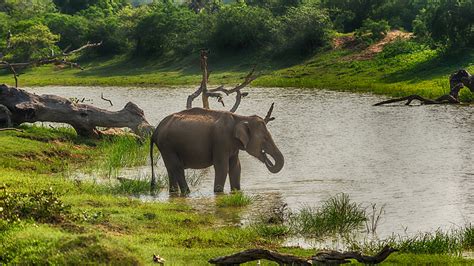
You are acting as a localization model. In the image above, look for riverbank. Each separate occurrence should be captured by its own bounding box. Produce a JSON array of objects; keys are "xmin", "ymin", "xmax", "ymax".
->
[
  {"xmin": 0, "ymin": 126, "xmax": 473, "ymax": 264},
  {"xmin": 1, "ymin": 39, "xmax": 473, "ymax": 102}
]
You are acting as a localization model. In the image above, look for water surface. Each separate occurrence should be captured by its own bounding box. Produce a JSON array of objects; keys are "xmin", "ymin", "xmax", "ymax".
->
[{"xmin": 27, "ymin": 86, "xmax": 474, "ymax": 238}]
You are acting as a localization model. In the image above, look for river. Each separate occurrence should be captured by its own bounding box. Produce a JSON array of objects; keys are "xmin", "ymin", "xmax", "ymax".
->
[{"xmin": 27, "ymin": 86, "xmax": 473, "ymax": 239}]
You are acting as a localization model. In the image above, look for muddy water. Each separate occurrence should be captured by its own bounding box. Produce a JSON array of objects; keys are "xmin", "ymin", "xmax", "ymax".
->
[{"xmin": 27, "ymin": 86, "xmax": 473, "ymax": 238}]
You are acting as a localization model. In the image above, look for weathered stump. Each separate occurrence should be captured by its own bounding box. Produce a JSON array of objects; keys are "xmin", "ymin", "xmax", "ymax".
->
[{"xmin": 0, "ymin": 84, "xmax": 153, "ymax": 137}]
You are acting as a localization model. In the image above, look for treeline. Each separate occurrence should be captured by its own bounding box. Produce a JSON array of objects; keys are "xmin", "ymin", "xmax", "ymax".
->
[{"xmin": 0, "ymin": 0, "xmax": 472, "ymax": 62}]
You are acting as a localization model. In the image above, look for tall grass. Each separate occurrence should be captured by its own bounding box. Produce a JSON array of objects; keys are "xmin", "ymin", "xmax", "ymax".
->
[
  {"xmin": 291, "ymin": 193, "xmax": 366, "ymax": 238},
  {"xmin": 95, "ymin": 136, "xmax": 149, "ymax": 178}
]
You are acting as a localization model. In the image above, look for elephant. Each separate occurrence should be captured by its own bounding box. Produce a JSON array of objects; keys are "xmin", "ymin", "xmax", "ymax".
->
[{"xmin": 149, "ymin": 106, "xmax": 284, "ymax": 194}]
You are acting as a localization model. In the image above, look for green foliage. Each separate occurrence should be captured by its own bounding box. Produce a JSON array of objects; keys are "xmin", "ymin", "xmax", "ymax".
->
[
  {"xmin": 8, "ymin": 23, "xmax": 60, "ymax": 61},
  {"xmin": 292, "ymin": 193, "xmax": 367, "ymax": 237},
  {"xmin": 282, "ymin": 3, "xmax": 332, "ymax": 54},
  {"xmin": 0, "ymin": 187, "xmax": 71, "ymax": 223},
  {"xmin": 213, "ymin": 4, "xmax": 280, "ymax": 52},
  {"xmin": 413, "ymin": 0, "xmax": 474, "ymax": 47},
  {"xmin": 216, "ymin": 191, "xmax": 253, "ymax": 207},
  {"xmin": 44, "ymin": 13, "xmax": 89, "ymax": 50},
  {"xmin": 355, "ymin": 19, "xmax": 390, "ymax": 45},
  {"xmin": 134, "ymin": 3, "xmax": 198, "ymax": 56}
]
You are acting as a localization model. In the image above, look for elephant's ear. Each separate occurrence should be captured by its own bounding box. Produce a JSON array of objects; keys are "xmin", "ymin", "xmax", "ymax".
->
[{"xmin": 234, "ymin": 122, "xmax": 249, "ymax": 149}]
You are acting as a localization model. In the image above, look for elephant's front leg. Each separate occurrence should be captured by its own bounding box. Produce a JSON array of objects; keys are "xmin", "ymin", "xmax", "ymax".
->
[
  {"xmin": 229, "ymin": 155, "xmax": 241, "ymax": 191},
  {"xmin": 213, "ymin": 155, "xmax": 229, "ymax": 193}
]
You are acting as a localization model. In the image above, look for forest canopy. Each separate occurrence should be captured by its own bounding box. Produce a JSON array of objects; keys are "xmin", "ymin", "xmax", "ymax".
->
[{"xmin": 0, "ymin": 0, "xmax": 472, "ymax": 61}]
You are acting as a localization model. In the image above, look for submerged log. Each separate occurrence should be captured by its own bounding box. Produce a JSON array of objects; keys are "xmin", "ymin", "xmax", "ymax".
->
[
  {"xmin": 374, "ymin": 94, "xmax": 459, "ymax": 106},
  {"xmin": 0, "ymin": 84, "xmax": 153, "ymax": 137}
]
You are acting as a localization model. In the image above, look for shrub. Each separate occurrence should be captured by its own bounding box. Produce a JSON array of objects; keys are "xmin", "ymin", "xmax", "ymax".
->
[
  {"xmin": 8, "ymin": 23, "xmax": 60, "ymax": 61},
  {"xmin": 0, "ymin": 187, "xmax": 71, "ymax": 224},
  {"xmin": 355, "ymin": 19, "xmax": 390, "ymax": 45},
  {"xmin": 281, "ymin": 4, "xmax": 332, "ymax": 54},
  {"xmin": 134, "ymin": 3, "xmax": 199, "ymax": 56},
  {"xmin": 44, "ymin": 13, "xmax": 90, "ymax": 50},
  {"xmin": 212, "ymin": 4, "xmax": 280, "ymax": 52}
]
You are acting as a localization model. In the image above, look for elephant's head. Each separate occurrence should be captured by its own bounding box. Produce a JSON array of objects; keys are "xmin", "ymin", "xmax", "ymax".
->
[{"xmin": 234, "ymin": 104, "xmax": 284, "ymax": 173}]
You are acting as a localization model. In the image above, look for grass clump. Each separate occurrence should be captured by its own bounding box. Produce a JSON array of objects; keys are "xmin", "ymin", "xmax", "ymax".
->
[
  {"xmin": 463, "ymin": 224, "xmax": 473, "ymax": 250},
  {"xmin": 0, "ymin": 187, "xmax": 71, "ymax": 224},
  {"xmin": 216, "ymin": 191, "xmax": 253, "ymax": 208},
  {"xmin": 392, "ymin": 230, "xmax": 464, "ymax": 255},
  {"xmin": 107, "ymin": 177, "xmax": 153, "ymax": 195},
  {"xmin": 292, "ymin": 193, "xmax": 366, "ymax": 238}
]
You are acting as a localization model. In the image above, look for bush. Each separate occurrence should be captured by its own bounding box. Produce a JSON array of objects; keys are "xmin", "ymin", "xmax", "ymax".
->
[
  {"xmin": 355, "ymin": 19, "xmax": 390, "ymax": 45},
  {"xmin": 412, "ymin": 0, "xmax": 474, "ymax": 47},
  {"xmin": 378, "ymin": 38, "xmax": 428, "ymax": 58},
  {"xmin": 281, "ymin": 4, "xmax": 332, "ymax": 54},
  {"xmin": 212, "ymin": 4, "xmax": 280, "ymax": 52},
  {"xmin": 134, "ymin": 3, "xmax": 199, "ymax": 56},
  {"xmin": 44, "ymin": 13, "xmax": 90, "ymax": 50},
  {"xmin": 0, "ymin": 187, "xmax": 71, "ymax": 224},
  {"xmin": 8, "ymin": 23, "xmax": 60, "ymax": 61}
]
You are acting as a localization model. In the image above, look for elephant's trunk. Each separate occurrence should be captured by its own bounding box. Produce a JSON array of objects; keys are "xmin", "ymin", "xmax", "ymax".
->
[{"xmin": 263, "ymin": 144, "xmax": 284, "ymax": 173}]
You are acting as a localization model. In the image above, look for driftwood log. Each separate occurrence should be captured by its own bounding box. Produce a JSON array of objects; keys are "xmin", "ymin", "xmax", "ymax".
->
[
  {"xmin": 187, "ymin": 50, "xmax": 256, "ymax": 112},
  {"xmin": 209, "ymin": 246, "xmax": 397, "ymax": 265},
  {"xmin": 0, "ymin": 84, "xmax": 153, "ymax": 137}
]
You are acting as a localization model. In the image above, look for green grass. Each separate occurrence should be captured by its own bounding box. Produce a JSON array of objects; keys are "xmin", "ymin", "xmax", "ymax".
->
[
  {"xmin": 216, "ymin": 191, "xmax": 254, "ymax": 208},
  {"xmin": 1, "ymin": 46, "xmax": 473, "ymax": 102}
]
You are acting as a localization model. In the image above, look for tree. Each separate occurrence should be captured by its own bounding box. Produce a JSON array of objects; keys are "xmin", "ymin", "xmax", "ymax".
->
[{"xmin": 7, "ymin": 24, "xmax": 60, "ymax": 61}]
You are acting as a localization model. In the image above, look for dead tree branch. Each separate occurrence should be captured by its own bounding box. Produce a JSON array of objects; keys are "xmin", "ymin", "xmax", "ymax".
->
[
  {"xmin": 209, "ymin": 246, "xmax": 397, "ymax": 265},
  {"xmin": 312, "ymin": 245, "xmax": 398, "ymax": 264},
  {"xmin": 186, "ymin": 50, "xmax": 257, "ymax": 113},
  {"xmin": 264, "ymin": 102, "xmax": 275, "ymax": 123},
  {"xmin": 374, "ymin": 94, "xmax": 460, "ymax": 106},
  {"xmin": 101, "ymin": 93, "xmax": 113, "ymax": 106},
  {"xmin": 208, "ymin": 249, "xmax": 312, "ymax": 265},
  {"xmin": 0, "ymin": 85, "xmax": 153, "ymax": 137}
]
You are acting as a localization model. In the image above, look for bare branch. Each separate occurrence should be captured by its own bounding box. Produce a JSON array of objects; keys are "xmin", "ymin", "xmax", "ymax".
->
[
  {"xmin": 101, "ymin": 93, "xmax": 113, "ymax": 106},
  {"xmin": 186, "ymin": 86, "xmax": 203, "ymax": 109},
  {"xmin": 264, "ymin": 102, "xmax": 275, "ymax": 123},
  {"xmin": 186, "ymin": 51, "xmax": 257, "ymax": 112},
  {"xmin": 209, "ymin": 249, "xmax": 311, "ymax": 265}
]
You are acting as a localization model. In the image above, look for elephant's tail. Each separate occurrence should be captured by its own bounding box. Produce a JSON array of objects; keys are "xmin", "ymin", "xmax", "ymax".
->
[{"xmin": 150, "ymin": 134, "xmax": 157, "ymax": 189}]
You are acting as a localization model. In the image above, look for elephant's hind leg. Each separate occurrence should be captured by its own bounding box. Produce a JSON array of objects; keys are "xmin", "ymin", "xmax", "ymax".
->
[
  {"xmin": 162, "ymin": 152, "xmax": 190, "ymax": 195},
  {"xmin": 229, "ymin": 155, "xmax": 241, "ymax": 191}
]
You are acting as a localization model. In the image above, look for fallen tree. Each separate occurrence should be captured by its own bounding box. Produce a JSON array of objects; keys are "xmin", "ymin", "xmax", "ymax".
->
[
  {"xmin": 373, "ymin": 94, "xmax": 460, "ymax": 106},
  {"xmin": 208, "ymin": 245, "xmax": 398, "ymax": 265},
  {"xmin": 0, "ymin": 85, "xmax": 153, "ymax": 137}
]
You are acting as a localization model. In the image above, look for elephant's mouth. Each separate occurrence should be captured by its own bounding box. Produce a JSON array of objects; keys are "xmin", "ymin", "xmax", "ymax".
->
[{"xmin": 261, "ymin": 151, "xmax": 276, "ymax": 168}]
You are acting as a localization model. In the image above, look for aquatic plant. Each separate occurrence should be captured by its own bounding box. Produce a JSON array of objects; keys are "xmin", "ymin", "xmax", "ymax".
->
[
  {"xmin": 216, "ymin": 191, "xmax": 254, "ymax": 207},
  {"xmin": 291, "ymin": 193, "xmax": 367, "ymax": 237}
]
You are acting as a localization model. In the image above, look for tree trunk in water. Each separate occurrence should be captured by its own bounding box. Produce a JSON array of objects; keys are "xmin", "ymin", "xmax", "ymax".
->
[{"xmin": 0, "ymin": 84, "xmax": 153, "ymax": 137}]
